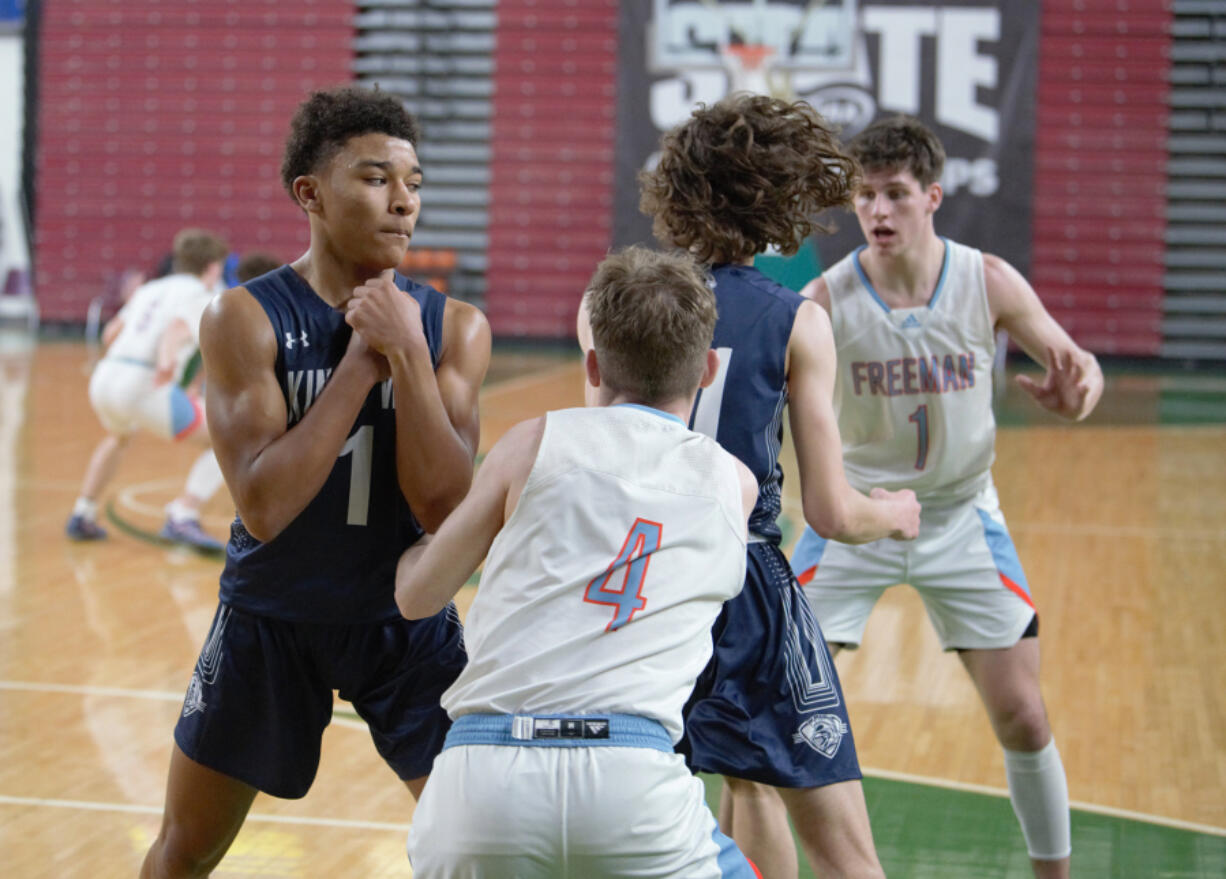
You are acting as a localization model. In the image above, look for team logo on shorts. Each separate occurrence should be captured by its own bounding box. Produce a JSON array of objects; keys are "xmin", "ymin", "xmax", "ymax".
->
[
  {"xmin": 793, "ymin": 714, "xmax": 848, "ymax": 759},
  {"xmin": 181, "ymin": 671, "xmax": 206, "ymax": 718}
]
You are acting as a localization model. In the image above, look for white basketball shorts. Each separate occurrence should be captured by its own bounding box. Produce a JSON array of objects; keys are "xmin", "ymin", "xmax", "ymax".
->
[
  {"xmin": 407, "ymin": 714, "xmax": 758, "ymax": 879},
  {"xmin": 88, "ymin": 358, "xmax": 203, "ymax": 440},
  {"xmin": 791, "ymin": 479, "xmax": 1035, "ymax": 650}
]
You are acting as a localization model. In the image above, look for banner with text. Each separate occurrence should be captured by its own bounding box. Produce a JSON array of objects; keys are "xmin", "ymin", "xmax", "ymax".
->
[{"xmin": 615, "ymin": 0, "xmax": 1038, "ymax": 277}]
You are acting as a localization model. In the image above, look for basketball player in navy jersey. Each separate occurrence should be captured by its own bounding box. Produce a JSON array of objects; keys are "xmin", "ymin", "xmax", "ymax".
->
[
  {"xmin": 139, "ymin": 86, "xmax": 491, "ymax": 878},
  {"xmin": 791, "ymin": 116, "xmax": 1102, "ymax": 879},
  {"xmin": 640, "ymin": 93, "xmax": 920, "ymax": 879}
]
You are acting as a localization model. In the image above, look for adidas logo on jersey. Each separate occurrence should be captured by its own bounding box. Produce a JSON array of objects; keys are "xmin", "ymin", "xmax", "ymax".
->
[{"xmin": 901, "ymin": 314, "xmax": 922, "ymax": 329}]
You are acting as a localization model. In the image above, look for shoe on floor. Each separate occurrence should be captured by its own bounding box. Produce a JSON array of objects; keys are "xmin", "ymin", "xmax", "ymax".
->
[
  {"xmin": 66, "ymin": 514, "xmax": 108, "ymax": 541},
  {"xmin": 159, "ymin": 517, "xmax": 223, "ymax": 552}
]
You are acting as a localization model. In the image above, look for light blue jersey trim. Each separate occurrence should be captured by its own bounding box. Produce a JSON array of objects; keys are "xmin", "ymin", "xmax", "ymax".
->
[
  {"xmin": 444, "ymin": 713, "xmax": 672, "ymax": 751},
  {"xmin": 852, "ymin": 238, "xmax": 952, "ymax": 313},
  {"xmin": 852, "ymin": 246, "xmax": 890, "ymax": 314},
  {"xmin": 928, "ymin": 237, "xmax": 953, "ymax": 310},
  {"xmin": 790, "ymin": 526, "xmax": 829, "ymax": 578},
  {"xmin": 105, "ymin": 355, "xmax": 155, "ymax": 369},
  {"xmin": 615, "ymin": 402, "xmax": 685, "ymax": 426},
  {"xmin": 169, "ymin": 387, "xmax": 200, "ymax": 438},
  {"xmin": 713, "ymin": 823, "xmax": 759, "ymax": 878},
  {"xmin": 976, "ymin": 509, "xmax": 1031, "ymax": 594}
]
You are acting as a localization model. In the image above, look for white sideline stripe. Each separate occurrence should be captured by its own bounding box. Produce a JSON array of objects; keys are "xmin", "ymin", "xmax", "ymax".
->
[
  {"xmin": 0, "ymin": 680, "xmax": 368, "ymax": 731},
  {"xmin": 6, "ymin": 678, "xmax": 1223, "ymax": 836},
  {"xmin": 0, "ymin": 794, "xmax": 409, "ymax": 832},
  {"xmin": 116, "ymin": 478, "xmax": 182, "ymax": 520},
  {"xmin": 862, "ymin": 766, "xmax": 1226, "ymax": 837}
]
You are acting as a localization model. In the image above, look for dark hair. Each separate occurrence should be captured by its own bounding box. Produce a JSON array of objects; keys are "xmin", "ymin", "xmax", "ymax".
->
[
  {"xmin": 848, "ymin": 116, "xmax": 946, "ymax": 187},
  {"xmin": 584, "ymin": 246, "xmax": 717, "ymax": 405},
  {"xmin": 280, "ymin": 86, "xmax": 421, "ymax": 201},
  {"xmin": 639, "ymin": 92, "xmax": 859, "ymax": 263}
]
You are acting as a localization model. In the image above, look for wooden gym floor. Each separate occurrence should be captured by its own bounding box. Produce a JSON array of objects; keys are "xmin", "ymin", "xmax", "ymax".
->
[{"xmin": 2, "ymin": 334, "xmax": 1224, "ymax": 877}]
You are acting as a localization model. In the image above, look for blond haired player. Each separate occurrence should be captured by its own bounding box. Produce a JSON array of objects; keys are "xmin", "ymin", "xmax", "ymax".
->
[
  {"xmin": 397, "ymin": 246, "xmax": 762, "ymax": 878},
  {"xmin": 66, "ymin": 228, "xmax": 230, "ymax": 550},
  {"xmin": 791, "ymin": 116, "xmax": 1103, "ymax": 879}
]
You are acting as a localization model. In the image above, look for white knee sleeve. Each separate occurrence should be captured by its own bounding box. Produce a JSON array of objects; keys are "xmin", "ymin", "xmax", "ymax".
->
[
  {"xmin": 1004, "ymin": 739, "xmax": 1071, "ymax": 860},
  {"xmin": 183, "ymin": 451, "xmax": 225, "ymax": 506}
]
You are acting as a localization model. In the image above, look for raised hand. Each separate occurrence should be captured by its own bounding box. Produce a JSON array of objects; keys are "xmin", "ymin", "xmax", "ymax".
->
[{"xmin": 1015, "ymin": 346, "xmax": 1101, "ymax": 421}]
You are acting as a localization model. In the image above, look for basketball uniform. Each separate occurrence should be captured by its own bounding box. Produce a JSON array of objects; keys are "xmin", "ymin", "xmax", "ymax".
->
[
  {"xmin": 407, "ymin": 404, "xmax": 758, "ymax": 878},
  {"xmin": 174, "ymin": 266, "xmax": 466, "ymax": 798},
  {"xmin": 88, "ymin": 273, "xmax": 214, "ymax": 439},
  {"xmin": 791, "ymin": 240, "xmax": 1036, "ymax": 650},
  {"xmin": 679, "ymin": 263, "xmax": 861, "ymax": 789}
]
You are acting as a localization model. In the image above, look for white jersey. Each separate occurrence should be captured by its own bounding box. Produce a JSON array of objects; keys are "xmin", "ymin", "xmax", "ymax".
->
[
  {"xmin": 106, "ymin": 273, "xmax": 214, "ymax": 364},
  {"xmin": 442, "ymin": 404, "xmax": 748, "ymax": 743},
  {"xmin": 825, "ymin": 238, "xmax": 996, "ymax": 505}
]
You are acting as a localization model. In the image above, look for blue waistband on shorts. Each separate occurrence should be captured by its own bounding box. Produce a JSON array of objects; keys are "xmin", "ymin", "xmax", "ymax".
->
[
  {"xmin": 444, "ymin": 713, "xmax": 672, "ymax": 752},
  {"xmin": 105, "ymin": 356, "xmax": 155, "ymax": 369}
]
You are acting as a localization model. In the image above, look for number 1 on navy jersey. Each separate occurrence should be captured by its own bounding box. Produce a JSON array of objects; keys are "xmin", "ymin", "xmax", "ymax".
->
[
  {"xmin": 584, "ymin": 518, "xmax": 662, "ymax": 631},
  {"xmin": 339, "ymin": 425, "xmax": 373, "ymax": 526}
]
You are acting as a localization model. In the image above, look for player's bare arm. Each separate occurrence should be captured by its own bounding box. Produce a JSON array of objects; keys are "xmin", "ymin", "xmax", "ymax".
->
[
  {"xmin": 797, "ymin": 275, "xmax": 832, "ymax": 312},
  {"xmin": 787, "ymin": 300, "xmax": 921, "ymax": 542},
  {"xmin": 153, "ymin": 317, "xmax": 193, "ymax": 385},
  {"xmin": 396, "ymin": 415, "xmax": 544, "ymax": 619},
  {"xmin": 984, "ymin": 254, "xmax": 1103, "ymax": 421},
  {"xmin": 346, "ymin": 273, "xmax": 492, "ymax": 532},
  {"xmin": 734, "ymin": 458, "xmax": 759, "ymax": 526},
  {"xmin": 200, "ymin": 285, "xmax": 387, "ymax": 543},
  {"xmin": 101, "ymin": 316, "xmax": 124, "ymax": 349}
]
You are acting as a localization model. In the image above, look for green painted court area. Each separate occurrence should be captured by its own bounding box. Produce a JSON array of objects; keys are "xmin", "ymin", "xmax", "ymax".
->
[{"xmin": 699, "ymin": 773, "xmax": 1226, "ymax": 878}]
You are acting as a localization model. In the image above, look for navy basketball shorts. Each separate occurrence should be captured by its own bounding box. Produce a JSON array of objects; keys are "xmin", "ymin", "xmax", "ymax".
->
[
  {"xmin": 174, "ymin": 602, "xmax": 466, "ymax": 799},
  {"xmin": 679, "ymin": 541, "xmax": 862, "ymax": 789}
]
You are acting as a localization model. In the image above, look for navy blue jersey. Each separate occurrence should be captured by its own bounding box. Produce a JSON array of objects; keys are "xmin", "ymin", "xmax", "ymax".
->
[
  {"xmin": 688, "ymin": 264, "xmax": 802, "ymax": 544},
  {"xmin": 218, "ymin": 266, "xmax": 446, "ymax": 623}
]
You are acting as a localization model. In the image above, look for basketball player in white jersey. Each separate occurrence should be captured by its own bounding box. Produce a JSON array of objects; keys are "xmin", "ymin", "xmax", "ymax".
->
[
  {"xmin": 790, "ymin": 116, "xmax": 1103, "ymax": 879},
  {"xmin": 396, "ymin": 246, "xmax": 762, "ymax": 878},
  {"xmin": 66, "ymin": 228, "xmax": 231, "ymax": 551}
]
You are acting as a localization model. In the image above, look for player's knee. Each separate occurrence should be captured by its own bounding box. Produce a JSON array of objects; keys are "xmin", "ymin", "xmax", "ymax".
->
[
  {"xmin": 992, "ymin": 699, "xmax": 1050, "ymax": 751},
  {"xmin": 724, "ymin": 776, "xmax": 782, "ymax": 805},
  {"xmin": 149, "ymin": 825, "xmax": 229, "ymax": 878}
]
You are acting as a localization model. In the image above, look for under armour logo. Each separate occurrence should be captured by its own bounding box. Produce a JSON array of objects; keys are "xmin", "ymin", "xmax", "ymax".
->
[{"xmin": 285, "ymin": 330, "xmax": 310, "ymax": 349}]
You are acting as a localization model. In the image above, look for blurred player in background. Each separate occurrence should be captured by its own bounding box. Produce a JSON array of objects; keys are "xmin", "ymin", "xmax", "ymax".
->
[
  {"xmin": 65, "ymin": 227, "xmax": 230, "ymax": 551},
  {"xmin": 641, "ymin": 93, "xmax": 920, "ymax": 879},
  {"xmin": 234, "ymin": 250, "xmax": 281, "ymax": 285},
  {"xmin": 139, "ymin": 85, "xmax": 490, "ymax": 879},
  {"xmin": 398, "ymin": 245, "xmax": 761, "ymax": 878},
  {"xmin": 790, "ymin": 116, "xmax": 1103, "ymax": 879}
]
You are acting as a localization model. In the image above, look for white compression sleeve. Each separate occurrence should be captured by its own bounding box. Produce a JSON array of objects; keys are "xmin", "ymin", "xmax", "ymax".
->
[{"xmin": 1004, "ymin": 739, "xmax": 1072, "ymax": 860}]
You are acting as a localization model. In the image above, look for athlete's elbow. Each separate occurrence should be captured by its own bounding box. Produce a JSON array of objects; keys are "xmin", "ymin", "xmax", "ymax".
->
[
  {"xmin": 395, "ymin": 583, "xmax": 439, "ymax": 620},
  {"xmin": 409, "ymin": 482, "xmax": 470, "ymax": 533},
  {"xmin": 805, "ymin": 499, "xmax": 857, "ymax": 544},
  {"xmin": 233, "ymin": 501, "xmax": 287, "ymax": 545}
]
